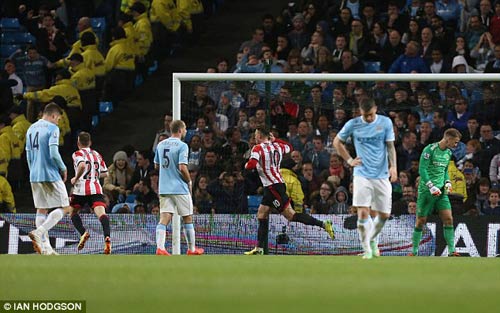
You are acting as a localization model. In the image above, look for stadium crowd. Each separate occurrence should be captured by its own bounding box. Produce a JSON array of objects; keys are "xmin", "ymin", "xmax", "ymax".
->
[{"xmin": 0, "ymin": 0, "xmax": 500, "ymax": 217}]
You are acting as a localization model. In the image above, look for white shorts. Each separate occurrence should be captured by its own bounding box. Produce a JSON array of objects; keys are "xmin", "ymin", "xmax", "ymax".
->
[
  {"xmin": 352, "ymin": 176, "xmax": 392, "ymax": 214},
  {"xmin": 31, "ymin": 181, "xmax": 70, "ymax": 209},
  {"xmin": 159, "ymin": 194, "xmax": 193, "ymax": 216}
]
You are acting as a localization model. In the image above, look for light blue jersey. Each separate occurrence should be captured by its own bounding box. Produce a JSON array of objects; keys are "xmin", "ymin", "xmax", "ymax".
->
[
  {"xmin": 25, "ymin": 119, "xmax": 61, "ymax": 182},
  {"xmin": 337, "ymin": 114, "xmax": 395, "ymax": 179},
  {"xmin": 154, "ymin": 137, "xmax": 190, "ymax": 195}
]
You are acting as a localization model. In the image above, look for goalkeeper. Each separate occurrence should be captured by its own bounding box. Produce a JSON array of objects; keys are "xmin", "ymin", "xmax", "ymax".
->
[{"xmin": 411, "ymin": 128, "xmax": 462, "ymax": 256}]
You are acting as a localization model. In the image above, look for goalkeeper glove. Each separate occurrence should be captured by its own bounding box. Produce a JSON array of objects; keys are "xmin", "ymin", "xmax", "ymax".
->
[
  {"xmin": 444, "ymin": 180, "xmax": 452, "ymax": 194},
  {"xmin": 426, "ymin": 181, "xmax": 442, "ymax": 197}
]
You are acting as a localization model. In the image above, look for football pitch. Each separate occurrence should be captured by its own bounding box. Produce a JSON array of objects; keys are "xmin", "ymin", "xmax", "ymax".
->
[{"xmin": 1, "ymin": 255, "xmax": 499, "ymax": 313}]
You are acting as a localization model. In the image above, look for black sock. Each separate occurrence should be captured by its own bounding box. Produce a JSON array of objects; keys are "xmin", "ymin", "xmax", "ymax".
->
[
  {"xmin": 257, "ymin": 218, "xmax": 269, "ymax": 253},
  {"xmin": 99, "ymin": 214, "xmax": 111, "ymax": 238},
  {"xmin": 71, "ymin": 213, "xmax": 86, "ymax": 235},
  {"xmin": 292, "ymin": 213, "xmax": 324, "ymax": 227}
]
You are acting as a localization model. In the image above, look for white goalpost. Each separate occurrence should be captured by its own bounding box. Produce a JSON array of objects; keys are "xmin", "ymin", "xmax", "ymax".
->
[{"xmin": 170, "ymin": 72, "xmax": 500, "ymax": 255}]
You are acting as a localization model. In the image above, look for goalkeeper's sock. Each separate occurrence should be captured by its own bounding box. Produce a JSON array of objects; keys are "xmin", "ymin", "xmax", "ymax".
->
[
  {"xmin": 357, "ymin": 218, "xmax": 373, "ymax": 254},
  {"xmin": 99, "ymin": 214, "xmax": 111, "ymax": 238},
  {"xmin": 443, "ymin": 225, "xmax": 455, "ymax": 253},
  {"xmin": 370, "ymin": 215, "xmax": 387, "ymax": 243},
  {"xmin": 35, "ymin": 213, "xmax": 48, "ymax": 244},
  {"xmin": 292, "ymin": 213, "xmax": 324, "ymax": 227},
  {"xmin": 156, "ymin": 224, "xmax": 167, "ymax": 250},
  {"xmin": 412, "ymin": 227, "xmax": 423, "ymax": 255},
  {"xmin": 257, "ymin": 219, "xmax": 269, "ymax": 249},
  {"xmin": 71, "ymin": 213, "xmax": 86, "ymax": 236},
  {"xmin": 183, "ymin": 223, "xmax": 196, "ymax": 252},
  {"xmin": 40, "ymin": 208, "xmax": 64, "ymax": 232}
]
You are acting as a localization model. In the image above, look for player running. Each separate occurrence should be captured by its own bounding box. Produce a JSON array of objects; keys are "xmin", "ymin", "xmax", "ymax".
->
[
  {"xmin": 69, "ymin": 132, "xmax": 111, "ymax": 254},
  {"xmin": 333, "ymin": 98, "xmax": 397, "ymax": 259},
  {"xmin": 244, "ymin": 127, "xmax": 334, "ymax": 255},
  {"xmin": 410, "ymin": 128, "xmax": 462, "ymax": 256}
]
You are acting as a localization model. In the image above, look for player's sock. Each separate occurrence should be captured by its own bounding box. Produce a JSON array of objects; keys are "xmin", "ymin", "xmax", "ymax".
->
[
  {"xmin": 35, "ymin": 213, "xmax": 48, "ymax": 245},
  {"xmin": 371, "ymin": 215, "xmax": 387, "ymax": 242},
  {"xmin": 357, "ymin": 218, "xmax": 373, "ymax": 254},
  {"xmin": 99, "ymin": 214, "xmax": 111, "ymax": 238},
  {"xmin": 292, "ymin": 213, "xmax": 323, "ymax": 227},
  {"xmin": 183, "ymin": 223, "xmax": 196, "ymax": 252},
  {"xmin": 443, "ymin": 225, "xmax": 455, "ymax": 253},
  {"xmin": 412, "ymin": 227, "xmax": 423, "ymax": 255},
  {"xmin": 71, "ymin": 214, "xmax": 86, "ymax": 236},
  {"xmin": 156, "ymin": 224, "xmax": 167, "ymax": 250},
  {"xmin": 39, "ymin": 208, "xmax": 64, "ymax": 232},
  {"xmin": 257, "ymin": 219, "xmax": 269, "ymax": 249}
]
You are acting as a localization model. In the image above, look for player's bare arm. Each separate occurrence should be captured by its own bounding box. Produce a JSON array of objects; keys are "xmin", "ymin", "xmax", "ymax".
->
[
  {"xmin": 333, "ymin": 136, "xmax": 361, "ymax": 167},
  {"xmin": 71, "ymin": 162, "xmax": 86, "ymax": 185},
  {"xmin": 386, "ymin": 141, "xmax": 398, "ymax": 182}
]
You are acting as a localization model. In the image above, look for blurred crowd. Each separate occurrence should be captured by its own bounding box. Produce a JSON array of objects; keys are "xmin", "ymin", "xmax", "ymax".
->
[{"xmin": 0, "ymin": 0, "xmax": 499, "ymax": 217}]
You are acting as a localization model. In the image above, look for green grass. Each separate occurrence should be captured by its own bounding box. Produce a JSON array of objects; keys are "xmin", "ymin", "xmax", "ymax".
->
[{"xmin": 1, "ymin": 255, "xmax": 500, "ymax": 313}]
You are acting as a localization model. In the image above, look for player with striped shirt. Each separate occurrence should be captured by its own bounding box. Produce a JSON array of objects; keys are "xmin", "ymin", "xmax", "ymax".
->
[
  {"xmin": 69, "ymin": 132, "xmax": 111, "ymax": 254},
  {"xmin": 244, "ymin": 127, "xmax": 335, "ymax": 255}
]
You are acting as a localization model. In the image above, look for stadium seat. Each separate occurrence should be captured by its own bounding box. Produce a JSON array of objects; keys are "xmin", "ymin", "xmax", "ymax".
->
[
  {"xmin": 125, "ymin": 194, "xmax": 136, "ymax": 203},
  {"xmin": 247, "ymin": 195, "xmax": 263, "ymax": 214},
  {"xmin": 0, "ymin": 18, "xmax": 21, "ymax": 31},
  {"xmin": 90, "ymin": 17, "xmax": 106, "ymax": 32},
  {"xmin": 0, "ymin": 32, "xmax": 36, "ymax": 44},
  {"xmin": 363, "ymin": 61, "xmax": 381, "ymax": 73},
  {"xmin": 0, "ymin": 44, "xmax": 21, "ymax": 58},
  {"xmin": 99, "ymin": 101, "xmax": 113, "ymax": 114},
  {"xmin": 91, "ymin": 115, "xmax": 99, "ymax": 128},
  {"xmin": 470, "ymin": 89, "xmax": 482, "ymax": 105}
]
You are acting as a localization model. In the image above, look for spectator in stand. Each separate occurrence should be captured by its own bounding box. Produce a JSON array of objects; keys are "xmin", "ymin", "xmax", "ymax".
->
[
  {"xmin": 385, "ymin": 1, "xmax": 410, "ymax": 34},
  {"xmin": 3, "ymin": 60, "xmax": 23, "ymax": 96},
  {"xmin": 491, "ymin": 1, "xmax": 500, "ymax": 44},
  {"xmin": 300, "ymin": 161, "xmax": 321, "ymax": 210},
  {"xmin": 430, "ymin": 109, "xmax": 448, "ymax": 142},
  {"xmin": 490, "ymin": 152, "xmax": 500, "ymax": 188},
  {"xmin": 465, "ymin": 14, "xmax": 487, "ymax": 51},
  {"xmin": 207, "ymin": 171, "xmax": 247, "ymax": 213},
  {"xmin": 470, "ymin": 31, "xmax": 496, "ymax": 71},
  {"xmin": 389, "ymin": 41, "xmax": 430, "ymax": 73},
  {"xmin": 402, "ymin": 18, "xmax": 421, "ymax": 45},
  {"xmin": 276, "ymin": 35, "xmax": 291, "ymax": 60},
  {"xmin": 332, "ymin": 34, "xmax": 348, "ymax": 64},
  {"xmin": 392, "ymin": 184, "xmax": 417, "ymax": 216},
  {"xmin": 80, "ymin": 32, "xmax": 106, "ymax": 98},
  {"xmin": 193, "ymin": 175, "xmax": 214, "ymax": 214},
  {"xmin": 290, "ymin": 121, "xmax": 313, "ymax": 153},
  {"xmin": 69, "ymin": 53, "xmax": 96, "ymax": 132},
  {"xmin": 217, "ymin": 92, "xmax": 238, "ymax": 128},
  {"xmin": 429, "ymin": 48, "xmax": 453, "ymax": 73},
  {"xmin": 320, "ymin": 153, "xmax": 349, "ymax": 188},
  {"xmin": 133, "ymin": 177, "xmax": 158, "ymax": 209},
  {"xmin": 484, "ymin": 43, "xmax": 500, "ymax": 72},
  {"xmin": 152, "ymin": 113, "xmax": 172, "ymax": 152},
  {"xmin": 103, "ymin": 27, "xmax": 136, "ymax": 106},
  {"xmin": 397, "ymin": 131, "xmax": 420, "ymax": 172},
  {"xmin": 220, "ymin": 127, "xmax": 249, "ymax": 165},
  {"xmin": 287, "ymin": 14, "xmax": 310, "ymax": 50},
  {"xmin": 127, "ymin": 150, "xmax": 155, "ymax": 192},
  {"xmin": 129, "ymin": 2, "xmax": 153, "ymax": 79},
  {"xmin": 0, "ymin": 174, "xmax": 16, "ymax": 213},
  {"xmin": 10, "ymin": 45, "xmax": 50, "ymax": 121},
  {"xmin": 478, "ymin": 123, "xmax": 500, "ymax": 176},
  {"xmin": 303, "ymin": 135, "xmax": 330, "ymax": 177},
  {"xmin": 447, "ymin": 96, "xmax": 471, "ymax": 132},
  {"xmin": 461, "ymin": 115, "xmax": 481, "ymax": 143},
  {"xmin": 435, "ymin": 0, "xmax": 462, "ymax": 30},
  {"xmin": 281, "ymin": 156, "xmax": 305, "ymax": 213},
  {"xmin": 22, "ymin": 69, "xmax": 81, "ymax": 136},
  {"xmin": 451, "ymin": 35, "xmax": 475, "ymax": 67},
  {"xmin": 417, "ymin": 120, "xmax": 432, "ymax": 148},
  {"xmin": 310, "ymin": 181, "xmax": 335, "ymax": 214},
  {"xmin": 33, "ymin": 14, "xmax": 69, "ymax": 62},
  {"xmin": 262, "ymin": 14, "xmax": 278, "ymax": 48},
  {"xmin": 185, "ymin": 84, "xmax": 215, "ymax": 127},
  {"xmin": 333, "ymin": 49, "xmax": 365, "ymax": 73},
  {"xmin": 199, "ymin": 149, "xmax": 223, "ymax": 182},
  {"xmin": 103, "ymin": 151, "xmax": 134, "ymax": 204},
  {"xmin": 239, "ymin": 27, "xmax": 265, "ymax": 57},
  {"xmin": 348, "ymin": 18, "xmax": 371, "ymax": 60},
  {"xmin": 483, "ymin": 189, "xmax": 500, "ymax": 215},
  {"xmin": 381, "ymin": 30, "xmax": 405, "ymax": 72}
]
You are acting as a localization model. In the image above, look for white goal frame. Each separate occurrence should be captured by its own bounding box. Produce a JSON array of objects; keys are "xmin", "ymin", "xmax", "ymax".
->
[{"xmin": 170, "ymin": 72, "xmax": 500, "ymax": 254}]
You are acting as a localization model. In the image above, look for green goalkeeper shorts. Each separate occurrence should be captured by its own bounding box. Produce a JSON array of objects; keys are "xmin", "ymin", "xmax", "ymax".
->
[{"xmin": 416, "ymin": 189, "xmax": 451, "ymax": 217}]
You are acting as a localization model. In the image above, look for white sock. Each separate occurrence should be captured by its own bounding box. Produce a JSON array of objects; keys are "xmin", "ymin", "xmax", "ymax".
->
[
  {"xmin": 371, "ymin": 216, "xmax": 387, "ymax": 245},
  {"xmin": 35, "ymin": 213, "xmax": 48, "ymax": 244},
  {"xmin": 39, "ymin": 209, "xmax": 64, "ymax": 233},
  {"xmin": 156, "ymin": 224, "xmax": 166, "ymax": 250},
  {"xmin": 184, "ymin": 223, "xmax": 195, "ymax": 252},
  {"xmin": 357, "ymin": 218, "xmax": 373, "ymax": 254}
]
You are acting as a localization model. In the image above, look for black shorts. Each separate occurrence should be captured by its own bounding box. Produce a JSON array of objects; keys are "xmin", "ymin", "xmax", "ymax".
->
[
  {"xmin": 261, "ymin": 183, "xmax": 290, "ymax": 213},
  {"xmin": 70, "ymin": 194, "xmax": 107, "ymax": 210}
]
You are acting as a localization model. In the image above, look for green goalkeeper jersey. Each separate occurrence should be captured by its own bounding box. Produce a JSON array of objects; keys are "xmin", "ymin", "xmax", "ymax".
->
[{"xmin": 418, "ymin": 142, "xmax": 451, "ymax": 192}]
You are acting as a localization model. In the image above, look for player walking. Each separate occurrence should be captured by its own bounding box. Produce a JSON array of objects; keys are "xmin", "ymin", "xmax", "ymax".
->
[
  {"xmin": 411, "ymin": 128, "xmax": 462, "ymax": 256},
  {"xmin": 154, "ymin": 120, "xmax": 204, "ymax": 255},
  {"xmin": 27, "ymin": 103, "xmax": 72, "ymax": 255},
  {"xmin": 244, "ymin": 127, "xmax": 334, "ymax": 255},
  {"xmin": 69, "ymin": 131, "xmax": 111, "ymax": 254},
  {"xmin": 333, "ymin": 98, "xmax": 397, "ymax": 259}
]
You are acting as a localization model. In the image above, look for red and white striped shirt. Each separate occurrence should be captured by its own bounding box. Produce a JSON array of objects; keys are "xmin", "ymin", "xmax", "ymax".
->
[
  {"xmin": 72, "ymin": 147, "xmax": 107, "ymax": 195},
  {"xmin": 247, "ymin": 139, "xmax": 292, "ymax": 187}
]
